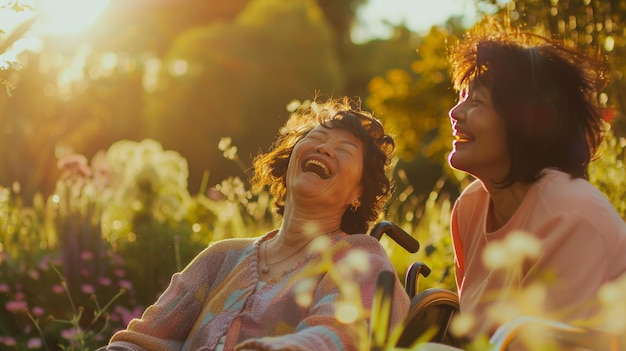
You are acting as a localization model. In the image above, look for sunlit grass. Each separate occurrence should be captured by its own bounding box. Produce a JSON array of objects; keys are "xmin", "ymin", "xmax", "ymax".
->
[{"xmin": 1, "ymin": 126, "xmax": 625, "ymax": 349}]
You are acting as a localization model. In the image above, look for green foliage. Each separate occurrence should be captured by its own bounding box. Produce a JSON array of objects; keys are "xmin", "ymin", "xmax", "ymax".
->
[
  {"xmin": 143, "ymin": 0, "xmax": 346, "ymax": 193},
  {"xmin": 1, "ymin": 127, "xmax": 625, "ymax": 349},
  {"xmin": 475, "ymin": 0, "xmax": 626, "ymax": 136},
  {"xmin": 589, "ymin": 125, "xmax": 626, "ymax": 218}
]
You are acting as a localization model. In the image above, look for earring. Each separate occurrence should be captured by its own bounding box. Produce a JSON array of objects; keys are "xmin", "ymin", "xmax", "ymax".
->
[{"xmin": 350, "ymin": 198, "xmax": 361, "ymax": 213}]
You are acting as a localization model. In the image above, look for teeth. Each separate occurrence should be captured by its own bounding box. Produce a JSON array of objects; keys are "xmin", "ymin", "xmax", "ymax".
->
[
  {"xmin": 454, "ymin": 132, "xmax": 474, "ymax": 142},
  {"xmin": 305, "ymin": 159, "xmax": 330, "ymax": 177}
]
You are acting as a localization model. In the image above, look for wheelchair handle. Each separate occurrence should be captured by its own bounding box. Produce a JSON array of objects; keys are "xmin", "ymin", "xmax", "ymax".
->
[{"xmin": 370, "ymin": 220, "xmax": 420, "ymax": 253}]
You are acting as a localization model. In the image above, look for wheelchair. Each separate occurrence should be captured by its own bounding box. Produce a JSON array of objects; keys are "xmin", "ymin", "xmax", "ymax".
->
[
  {"xmin": 369, "ymin": 220, "xmax": 467, "ymax": 349},
  {"xmin": 369, "ymin": 220, "xmax": 625, "ymax": 351}
]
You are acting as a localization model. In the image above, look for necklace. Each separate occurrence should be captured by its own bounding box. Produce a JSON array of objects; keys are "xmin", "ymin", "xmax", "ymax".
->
[{"xmin": 260, "ymin": 229, "xmax": 341, "ymax": 274}]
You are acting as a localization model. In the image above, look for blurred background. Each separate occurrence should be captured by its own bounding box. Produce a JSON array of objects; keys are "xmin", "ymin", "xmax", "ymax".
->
[
  {"xmin": 1, "ymin": 1, "xmax": 625, "ymax": 348},
  {"xmin": 1, "ymin": 0, "xmax": 624, "ymax": 202}
]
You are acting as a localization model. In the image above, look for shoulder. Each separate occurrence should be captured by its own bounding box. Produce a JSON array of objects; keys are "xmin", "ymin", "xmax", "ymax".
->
[
  {"xmin": 337, "ymin": 233, "xmax": 385, "ymax": 252},
  {"xmin": 190, "ymin": 236, "xmax": 260, "ymax": 264},
  {"xmin": 532, "ymin": 169, "xmax": 612, "ymax": 212},
  {"xmin": 329, "ymin": 233, "xmax": 394, "ymax": 267},
  {"xmin": 453, "ymin": 178, "xmax": 488, "ymax": 214}
]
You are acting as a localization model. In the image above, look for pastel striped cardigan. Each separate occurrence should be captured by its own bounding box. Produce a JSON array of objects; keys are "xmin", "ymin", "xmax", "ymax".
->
[{"xmin": 105, "ymin": 231, "xmax": 410, "ymax": 350}]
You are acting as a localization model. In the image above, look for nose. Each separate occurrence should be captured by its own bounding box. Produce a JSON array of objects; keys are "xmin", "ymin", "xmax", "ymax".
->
[
  {"xmin": 315, "ymin": 143, "xmax": 334, "ymax": 158},
  {"xmin": 449, "ymin": 101, "xmax": 465, "ymax": 122}
]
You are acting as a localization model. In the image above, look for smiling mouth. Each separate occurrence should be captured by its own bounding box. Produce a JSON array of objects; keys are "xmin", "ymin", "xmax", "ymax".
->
[
  {"xmin": 303, "ymin": 159, "xmax": 331, "ymax": 179},
  {"xmin": 454, "ymin": 131, "xmax": 475, "ymax": 142}
]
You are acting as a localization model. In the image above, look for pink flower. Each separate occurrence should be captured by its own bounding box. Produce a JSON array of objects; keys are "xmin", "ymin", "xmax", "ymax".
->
[
  {"xmin": 80, "ymin": 251, "xmax": 94, "ymax": 261},
  {"xmin": 5, "ymin": 300, "xmax": 27, "ymax": 313},
  {"xmin": 81, "ymin": 284, "xmax": 95, "ymax": 294},
  {"xmin": 1, "ymin": 336, "xmax": 16, "ymax": 346},
  {"xmin": 60, "ymin": 328, "xmax": 76, "ymax": 340},
  {"xmin": 114, "ymin": 269, "xmax": 125, "ymax": 277},
  {"xmin": 98, "ymin": 277, "xmax": 112, "ymax": 286},
  {"xmin": 14, "ymin": 292, "xmax": 24, "ymax": 300},
  {"xmin": 0, "ymin": 284, "xmax": 10, "ymax": 293},
  {"xmin": 52, "ymin": 284, "xmax": 65, "ymax": 294},
  {"xmin": 118, "ymin": 306, "xmax": 144, "ymax": 325},
  {"xmin": 118, "ymin": 280, "xmax": 132, "ymax": 290},
  {"xmin": 26, "ymin": 337, "xmax": 42, "ymax": 349},
  {"xmin": 31, "ymin": 306, "xmax": 45, "ymax": 317}
]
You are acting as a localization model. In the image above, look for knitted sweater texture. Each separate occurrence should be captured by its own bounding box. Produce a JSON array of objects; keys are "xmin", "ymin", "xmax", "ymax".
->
[{"xmin": 106, "ymin": 231, "xmax": 409, "ymax": 351}]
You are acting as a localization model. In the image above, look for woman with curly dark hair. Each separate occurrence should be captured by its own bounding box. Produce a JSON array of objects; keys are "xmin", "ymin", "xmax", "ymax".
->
[{"xmin": 100, "ymin": 97, "xmax": 409, "ymax": 351}]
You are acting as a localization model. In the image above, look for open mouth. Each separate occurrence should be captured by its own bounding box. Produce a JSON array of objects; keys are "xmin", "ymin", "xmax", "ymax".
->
[{"xmin": 303, "ymin": 159, "xmax": 331, "ymax": 179}]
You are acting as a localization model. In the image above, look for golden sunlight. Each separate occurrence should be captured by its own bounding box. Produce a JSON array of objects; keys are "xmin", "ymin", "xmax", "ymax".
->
[{"xmin": 37, "ymin": 0, "xmax": 109, "ymax": 36}]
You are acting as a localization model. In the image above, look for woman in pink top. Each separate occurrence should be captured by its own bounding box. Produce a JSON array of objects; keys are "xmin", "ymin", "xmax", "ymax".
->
[{"xmin": 447, "ymin": 26, "xmax": 626, "ymax": 342}]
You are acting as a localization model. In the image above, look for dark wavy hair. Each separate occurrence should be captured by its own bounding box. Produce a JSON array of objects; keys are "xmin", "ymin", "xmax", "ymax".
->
[
  {"xmin": 250, "ymin": 97, "xmax": 396, "ymax": 234},
  {"xmin": 449, "ymin": 25, "xmax": 608, "ymax": 187}
]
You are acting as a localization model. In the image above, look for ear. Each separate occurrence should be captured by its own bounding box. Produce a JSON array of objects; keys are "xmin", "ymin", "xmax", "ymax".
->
[{"xmin": 348, "ymin": 185, "xmax": 363, "ymax": 207}]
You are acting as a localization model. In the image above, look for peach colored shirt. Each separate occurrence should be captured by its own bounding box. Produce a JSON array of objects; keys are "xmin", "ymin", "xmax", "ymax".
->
[{"xmin": 451, "ymin": 169, "xmax": 626, "ymax": 338}]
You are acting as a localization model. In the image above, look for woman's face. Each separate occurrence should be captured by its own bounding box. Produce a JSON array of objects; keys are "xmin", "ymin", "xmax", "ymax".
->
[
  {"xmin": 448, "ymin": 81, "xmax": 510, "ymax": 182},
  {"xmin": 286, "ymin": 125, "xmax": 364, "ymax": 210}
]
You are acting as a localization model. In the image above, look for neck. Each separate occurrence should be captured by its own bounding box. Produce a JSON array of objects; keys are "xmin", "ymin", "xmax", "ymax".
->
[
  {"xmin": 484, "ymin": 181, "xmax": 530, "ymax": 231},
  {"xmin": 279, "ymin": 206, "xmax": 343, "ymax": 242}
]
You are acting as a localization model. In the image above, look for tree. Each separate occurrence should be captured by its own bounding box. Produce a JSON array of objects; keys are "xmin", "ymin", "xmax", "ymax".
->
[
  {"xmin": 144, "ymin": 0, "xmax": 345, "ymax": 192},
  {"xmin": 475, "ymin": 0, "xmax": 626, "ymax": 136}
]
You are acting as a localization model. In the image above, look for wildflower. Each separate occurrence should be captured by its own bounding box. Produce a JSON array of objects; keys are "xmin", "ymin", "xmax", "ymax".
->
[
  {"xmin": 52, "ymin": 284, "xmax": 65, "ymax": 294},
  {"xmin": 81, "ymin": 284, "xmax": 95, "ymax": 294},
  {"xmin": 99, "ymin": 277, "xmax": 112, "ymax": 286},
  {"xmin": 80, "ymin": 251, "xmax": 95, "ymax": 261},
  {"xmin": 119, "ymin": 280, "xmax": 133, "ymax": 290},
  {"xmin": 117, "ymin": 306, "xmax": 144, "ymax": 325},
  {"xmin": 335, "ymin": 300, "xmax": 360, "ymax": 324},
  {"xmin": 61, "ymin": 328, "xmax": 77, "ymax": 340},
  {"xmin": 450, "ymin": 313, "xmax": 476, "ymax": 337},
  {"xmin": 26, "ymin": 338, "xmax": 42, "ymax": 349},
  {"xmin": 598, "ymin": 274, "xmax": 626, "ymax": 333},
  {"xmin": 340, "ymin": 249, "xmax": 370, "ymax": 275},
  {"xmin": 1, "ymin": 336, "xmax": 16, "ymax": 346},
  {"xmin": 5, "ymin": 300, "xmax": 27, "ymax": 313},
  {"xmin": 0, "ymin": 283, "xmax": 9, "ymax": 293},
  {"xmin": 482, "ymin": 230, "xmax": 540, "ymax": 271},
  {"xmin": 31, "ymin": 306, "xmax": 45, "ymax": 317}
]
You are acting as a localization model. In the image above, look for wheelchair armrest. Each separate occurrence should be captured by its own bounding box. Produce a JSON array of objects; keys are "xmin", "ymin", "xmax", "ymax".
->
[
  {"xmin": 370, "ymin": 220, "xmax": 420, "ymax": 253},
  {"xmin": 405, "ymin": 261, "xmax": 431, "ymax": 297}
]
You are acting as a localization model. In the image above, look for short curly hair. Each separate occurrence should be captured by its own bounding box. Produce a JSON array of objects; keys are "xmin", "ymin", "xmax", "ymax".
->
[
  {"xmin": 449, "ymin": 25, "xmax": 608, "ymax": 186},
  {"xmin": 250, "ymin": 97, "xmax": 395, "ymax": 234}
]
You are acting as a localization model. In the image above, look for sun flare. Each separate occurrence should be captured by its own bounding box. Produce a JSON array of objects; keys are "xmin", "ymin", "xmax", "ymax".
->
[{"xmin": 38, "ymin": 0, "xmax": 109, "ymax": 36}]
